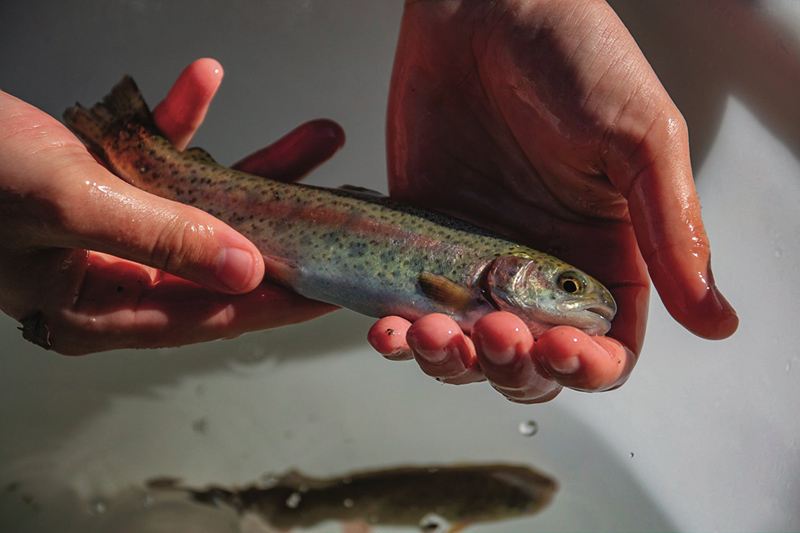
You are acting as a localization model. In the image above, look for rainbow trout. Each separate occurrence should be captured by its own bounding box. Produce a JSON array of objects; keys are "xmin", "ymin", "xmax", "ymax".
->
[
  {"xmin": 147, "ymin": 463, "xmax": 557, "ymax": 532},
  {"xmin": 64, "ymin": 77, "xmax": 616, "ymax": 336}
]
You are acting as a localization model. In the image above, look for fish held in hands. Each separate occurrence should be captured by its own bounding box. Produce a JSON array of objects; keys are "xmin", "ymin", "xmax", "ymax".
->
[{"xmin": 63, "ymin": 76, "xmax": 616, "ymax": 336}]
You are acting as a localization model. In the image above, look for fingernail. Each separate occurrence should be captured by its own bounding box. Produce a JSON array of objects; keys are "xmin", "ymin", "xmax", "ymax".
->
[
  {"xmin": 216, "ymin": 247, "xmax": 256, "ymax": 292},
  {"xmin": 482, "ymin": 343, "xmax": 517, "ymax": 365},
  {"xmin": 706, "ymin": 261, "xmax": 739, "ymax": 338},
  {"xmin": 549, "ymin": 356, "xmax": 580, "ymax": 375},
  {"xmin": 414, "ymin": 346, "xmax": 450, "ymax": 363}
]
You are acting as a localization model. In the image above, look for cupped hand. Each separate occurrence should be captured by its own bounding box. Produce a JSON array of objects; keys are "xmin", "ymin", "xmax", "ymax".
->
[
  {"xmin": 369, "ymin": 0, "xmax": 738, "ymax": 402},
  {"xmin": 0, "ymin": 58, "xmax": 342, "ymax": 355}
]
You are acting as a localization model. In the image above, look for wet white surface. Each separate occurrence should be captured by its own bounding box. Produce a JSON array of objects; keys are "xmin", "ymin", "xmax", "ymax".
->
[{"xmin": 1, "ymin": 1, "xmax": 799, "ymax": 531}]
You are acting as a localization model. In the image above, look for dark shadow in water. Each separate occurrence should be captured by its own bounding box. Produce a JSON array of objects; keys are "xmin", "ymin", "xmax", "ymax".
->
[
  {"xmin": 1, "ymin": 432, "xmax": 679, "ymax": 532},
  {"xmin": 609, "ymin": 0, "xmax": 800, "ymax": 171}
]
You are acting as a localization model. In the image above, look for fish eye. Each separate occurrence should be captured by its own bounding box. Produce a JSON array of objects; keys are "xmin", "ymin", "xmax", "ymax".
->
[{"xmin": 558, "ymin": 272, "xmax": 585, "ymax": 295}]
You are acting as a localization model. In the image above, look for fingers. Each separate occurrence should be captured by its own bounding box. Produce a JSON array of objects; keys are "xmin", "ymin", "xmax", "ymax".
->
[
  {"xmin": 0, "ymin": 93, "xmax": 265, "ymax": 295},
  {"xmin": 367, "ymin": 316, "xmax": 413, "ymax": 361},
  {"xmin": 370, "ymin": 314, "xmax": 484, "ymax": 385},
  {"xmin": 152, "ymin": 58, "xmax": 224, "ymax": 150},
  {"xmin": 150, "ymin": 58, "xmax": 346, "ymax": 184},
  {"xmin": 470, "ymin": 313, "xmax": 561, "ymax": 403},
  {"xmin": 0, "ymin": 63, "xmax": 265, "ymax": 296},
  {"xmin": 535, "ymin": 326, "xmax": 634, "ymax": 393},
  {"xmin": 604, "ymin": 106, "xmax": 738, "ymax": 340},
  {"xmin": 369, "ymin": 311, "xmax": 637, "ymax": 402},
  {"xmin": 405, "ymin": 314, "xmax": 484, "ymax": 385},
  {"xmin": 11, "ymin": 251, "xmax": 337, "ymax": 355},
  {"xmin": 557, "ymin": 8, "xmax": 740, "ymax": 340},
  {"xmin": 46, "ymin": 156, "xmax": 266, "ymax": 295},
  {"xmin": 232, "ymin": 119, "xmax": 345, "ymax": 182},
  {"xmin": 469, "ymin": 314, "xmax": 633, "ymax": 399}
]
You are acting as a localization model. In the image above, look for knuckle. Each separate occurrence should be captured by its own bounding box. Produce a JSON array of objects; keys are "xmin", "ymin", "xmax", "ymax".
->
[
  {"xmin": 148, "ymin": 212, "xmax": 208, "ymax": 275},
  {"xmin": 610, "ymin": 104, "xmax": 689, "ymax": 199}
]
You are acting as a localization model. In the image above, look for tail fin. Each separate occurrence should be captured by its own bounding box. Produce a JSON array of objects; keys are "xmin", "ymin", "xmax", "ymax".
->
[
  {"xmin": 145, "ymin": 477, "xmax": 244, "ymax": 513},
  {"xmin": 63, "ymin": 76, "xmax": 155, "ymax": 157}
]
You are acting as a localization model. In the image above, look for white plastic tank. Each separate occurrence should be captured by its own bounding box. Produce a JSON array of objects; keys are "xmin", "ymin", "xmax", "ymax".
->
[{"xmin": 1, "ymin": 1, "xmax": 798, "ymax": 531}]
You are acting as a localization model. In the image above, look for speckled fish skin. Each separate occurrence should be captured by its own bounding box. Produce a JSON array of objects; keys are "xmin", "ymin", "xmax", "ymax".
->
[{"xmin": 63, "ymin": 76, "xmax": 616, "ymax": 336}]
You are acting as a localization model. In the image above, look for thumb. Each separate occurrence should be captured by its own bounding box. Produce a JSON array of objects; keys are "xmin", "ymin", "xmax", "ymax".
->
[
  {"xmin": 605, "ymin": 108, "xmax": 738, "ymax": 340},
  {"xmin": 54, "ymin": 158, "xmax": 264, "ymax": 294},
  {"xmin": 0, "ymin": 88, "xmax": 263, "ymax": 295}
]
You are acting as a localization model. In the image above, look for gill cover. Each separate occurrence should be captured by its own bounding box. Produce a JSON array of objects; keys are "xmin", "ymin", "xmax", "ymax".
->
[{"xmin": 483, "ymin": 251, "xmax": 616, "ymax": 337}]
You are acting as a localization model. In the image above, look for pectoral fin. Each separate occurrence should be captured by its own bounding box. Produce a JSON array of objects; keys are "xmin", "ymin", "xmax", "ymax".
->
[{"xmin": 418, "ymin": 272, "xmax": 476, "ymax": 313}]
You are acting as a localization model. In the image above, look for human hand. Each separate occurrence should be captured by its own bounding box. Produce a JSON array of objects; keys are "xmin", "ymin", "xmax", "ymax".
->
[
  {"xmin": 0, "ymin": 58, "xmax": 341, "ymax": 355},
  {"xmin": 369, "ymin": 0, "xmax": 738, "ymax": 402}
]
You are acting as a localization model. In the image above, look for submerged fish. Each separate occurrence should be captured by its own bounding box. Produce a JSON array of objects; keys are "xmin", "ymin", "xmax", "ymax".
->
[
  {"xmin": 148, "ymin": 463, "xmax": 557, "ymax": 532},
  {"xmin": 64, "ymin": 77, "xmax": 616, "ymax": 336}
]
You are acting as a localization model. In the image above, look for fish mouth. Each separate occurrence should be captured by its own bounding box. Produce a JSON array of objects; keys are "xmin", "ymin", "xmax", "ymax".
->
[
  {"xmin": 585, "ymin": 304, "xmax": 616, "ymax": 322},
  {"xmin": 558, "ymin": 300, "xmax": 614, "ymax": 336},
  {"xmin": 556, "ymin": 298, "xmax": 615, "ymax": 318}
]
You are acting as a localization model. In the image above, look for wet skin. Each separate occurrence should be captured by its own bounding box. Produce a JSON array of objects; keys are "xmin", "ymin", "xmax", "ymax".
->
[
  {"xmin": 0, "ymin": 0, "xmax": 738, "ymax": 403},
  {"xmin": 0, "ymin": 59, "xmax": 340, "ymax": 355},
  {"xmin": 368, "ymin": 0, "xmax": 737, "ymax": 402}
]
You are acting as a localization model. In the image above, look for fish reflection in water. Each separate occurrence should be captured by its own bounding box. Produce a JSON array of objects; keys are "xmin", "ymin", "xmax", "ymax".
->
[{"xmin": 148, "ymin": 463, "xmax": 557, "ymax": 532}]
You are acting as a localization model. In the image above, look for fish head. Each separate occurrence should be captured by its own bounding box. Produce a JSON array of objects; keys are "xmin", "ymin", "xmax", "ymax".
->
[{"xmin": 484, "ymin": 250, "xmax": 616, "ymax": 337}]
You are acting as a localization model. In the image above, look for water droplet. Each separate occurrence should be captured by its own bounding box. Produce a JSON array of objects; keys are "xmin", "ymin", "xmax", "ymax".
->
[
  {"xmin": 298, "ymin": 484, "xmax": 309, "ymax": 493},
  {"xmin": 518, "ymin": 420, "xmax": 538, "ymax": 437},
  {"xmin": 775, "ymin": 247, "xmax": 783, "ymax": 259},
  {"xmin": 427, "ymin": 467, "xmax": 440, "ymax": 474},
  {"xmin": 343, "ymin": 498, "xmax": 354, "ymax": 508},
  {"xmin": 369, "ymin": 514, "xmax": 380, "ymax": 524},
  {"xmin": 285, "ymin": 492, "xmax": 302, "ymax": 509},
  {"xmin": 630, "ymin": 452, "xmax": 635, "ymax": 458},
  {"xmin": 341, "ymin": 476, "xmax": 353, "ymax": 485},
  {"xmin": 142, "ymin": 493, "xmax": 154, "ymax": 508},
  {"xmin": 419, "ymin": 512, "xmax": 450, "ymax": 532},
  {"xmin": 91, "ymin": 498, "xmax": 107, "ymax": 515}
]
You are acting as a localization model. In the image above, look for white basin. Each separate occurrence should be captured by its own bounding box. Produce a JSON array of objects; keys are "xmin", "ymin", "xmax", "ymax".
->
[{"xmin": 1, "ymin": 1, "xmax": 798, "ymax": 531}]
